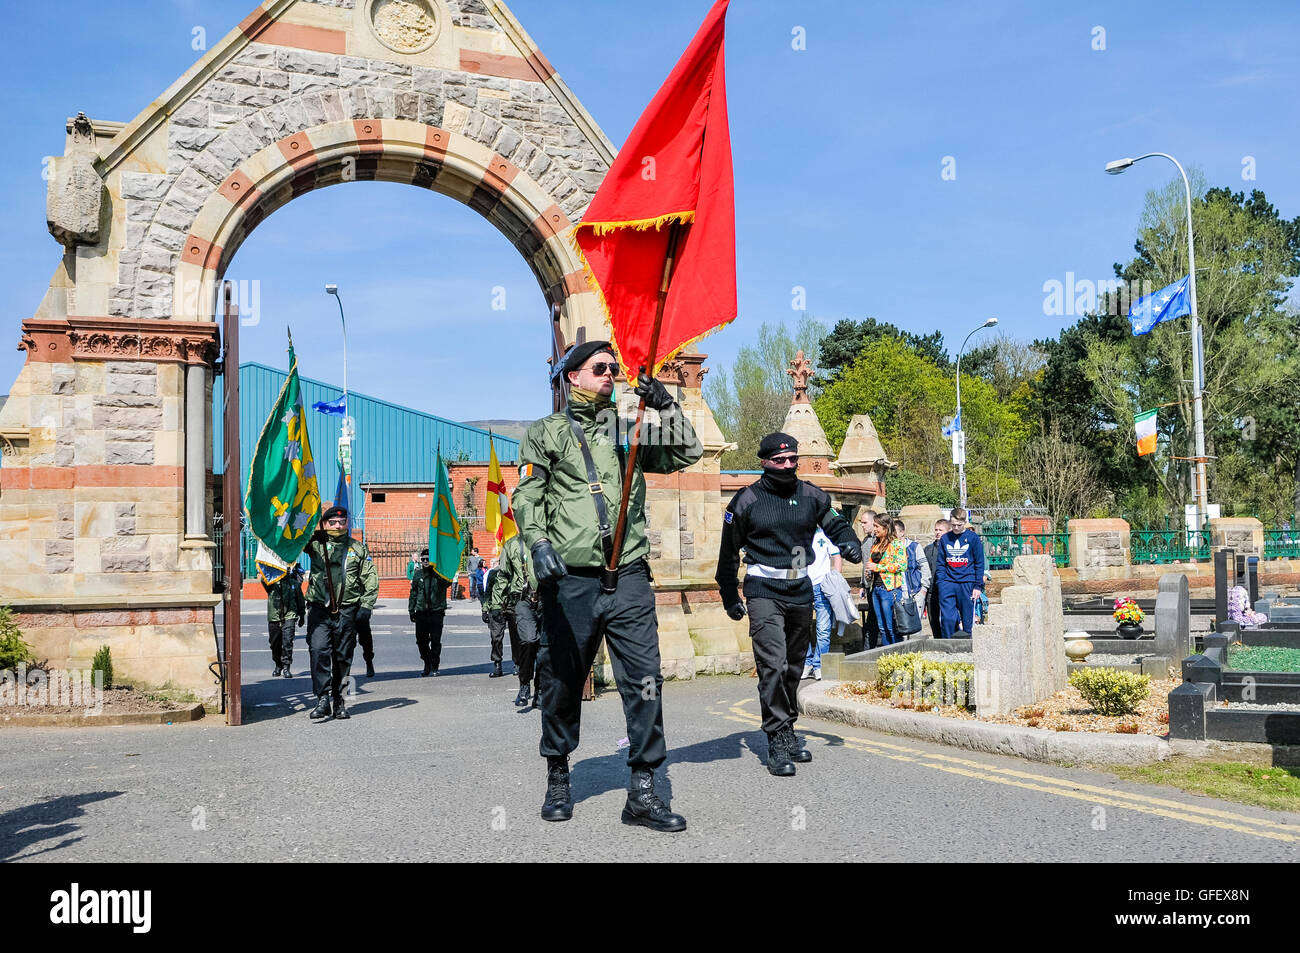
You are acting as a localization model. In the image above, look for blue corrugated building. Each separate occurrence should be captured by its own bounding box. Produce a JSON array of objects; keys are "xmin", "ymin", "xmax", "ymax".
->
[{"xmin": 214, "ymin": 361, "xmax": 518, "ymax": 508}]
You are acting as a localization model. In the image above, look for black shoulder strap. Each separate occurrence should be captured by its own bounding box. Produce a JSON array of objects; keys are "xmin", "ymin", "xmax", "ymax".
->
[{"xmin": 564, "ymin": 407, "xmax": 616, "ymax": 569}]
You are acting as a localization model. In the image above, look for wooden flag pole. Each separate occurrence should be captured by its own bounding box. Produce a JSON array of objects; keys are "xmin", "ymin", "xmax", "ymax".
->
[{"xmin": 606, "ymin": 221, "xmax": 684, "ymax": 575}]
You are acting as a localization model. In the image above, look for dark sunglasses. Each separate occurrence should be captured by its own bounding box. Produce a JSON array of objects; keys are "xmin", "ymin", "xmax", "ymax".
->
[
  {"xmin": 585, "ymin": 361, "xmax": 618, "ymax": 377},
  {"xmin": 768, "ymin": 454, "xmax": 799, "ymax": 466}
]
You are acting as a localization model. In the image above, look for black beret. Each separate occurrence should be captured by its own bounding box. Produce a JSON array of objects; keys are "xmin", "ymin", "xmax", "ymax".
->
[
  {"xmin": 561, "ymin": 340, "xmax": 615, "ymax": 375},
  {"xmin": 321, "ymin": 505, "xmax": 348, "ymax": 522},
  {"xmin": 419, "ymin": 548, "xmax": 429, "ymax": 557},
  {"xmin": 757, "ymin": 433, "xmax": 799, "ymax": 459}
]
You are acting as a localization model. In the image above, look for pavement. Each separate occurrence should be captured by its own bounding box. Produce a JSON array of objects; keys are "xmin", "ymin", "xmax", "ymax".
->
[{"xmin": 0, "ymin": 599, "xmax": 1297, "ymax": 862}]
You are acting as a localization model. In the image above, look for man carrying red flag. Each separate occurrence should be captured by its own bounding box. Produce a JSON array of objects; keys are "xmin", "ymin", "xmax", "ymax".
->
[{"xmin": 516, "ymin": 0, "xmax": 734, "ymax": 833}]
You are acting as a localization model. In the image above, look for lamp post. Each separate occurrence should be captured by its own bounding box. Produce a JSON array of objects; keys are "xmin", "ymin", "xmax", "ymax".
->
[
  {"xmin": 954, "ymin": 317, "xmax": 998, "ymax": 508},
  {"xmin": 1105, "ymin": 153, "xmax": 1209, "ymax": 531},
  {"xmin": 325, "ymin": 284, "xmax": 354, "ymax": 514}
]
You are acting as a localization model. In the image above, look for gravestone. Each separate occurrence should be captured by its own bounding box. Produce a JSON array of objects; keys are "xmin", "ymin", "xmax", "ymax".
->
[
  {"xmin": 1246, "ymin": 555, "xmax": 1260, "ymax": 608},
  {"xmin": 1154, "ymin": 572, "xmax": 1191, "ymax": 661},
  {"xmin": 1214, "ymin": 548, "xmax": 1235, "ymax": 625},
  {"xmin": 974, "ymin": 554, "xmax": 1065, "ymax": 714}
]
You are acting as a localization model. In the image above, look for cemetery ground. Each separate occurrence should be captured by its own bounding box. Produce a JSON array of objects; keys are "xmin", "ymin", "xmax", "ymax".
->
[{"xmin": 0, "ymin": 600, "xmax": 1297, "ymax": 862}]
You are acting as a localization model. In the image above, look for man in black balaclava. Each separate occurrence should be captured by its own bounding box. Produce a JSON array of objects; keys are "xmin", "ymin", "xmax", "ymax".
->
[{"xmin": 715, "ymin": 433, "xmax": 863, "ymax": 776}]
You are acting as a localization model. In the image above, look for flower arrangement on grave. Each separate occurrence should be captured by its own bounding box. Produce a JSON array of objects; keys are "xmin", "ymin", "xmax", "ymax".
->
[{"xmin": 1112, "ymin": 598, "xmax": 1144, "ymax": 625}]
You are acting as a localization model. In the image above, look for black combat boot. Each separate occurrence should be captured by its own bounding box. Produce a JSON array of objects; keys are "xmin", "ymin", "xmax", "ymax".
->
[
  {"xmin": 540, "ymin": 756, "xmax": 573, "ymax": 822},
  {"xmin": 766, "ymin": 730, "xmax": 796, "ymax": 776},
  {"xmin": 281, "ymin": 660, "xmax": 292, "ymax": 678},
  {"xmin": 489, "ymin": 661, "xmax": 504, "ymax": 678},
  {"xmin": 621, "ymin": 769, "xmax": 687, "ymax": 832},
  {"xmin": 309, "ymin": 695, "xmax": 332, "ymax": 720},
  {"xmin": 365, "ymin": 660, "xmax": 376, "ymax": 678},
  {"xmin": 514, "ymin": 683, "xmax": 530, "ymax": 706},
  {"xmin": 784, "ymin": 725, "xmax": 812, "ymax": 763},
  {"xmin": 272, "ymin": 665, "xmax": 282, "ymax": 677},
  {"xmin": 421, "ymin": 660, "xmax": 432, "ymax": 677},
  {"xmin": 333, "ymin": 696, "xmax": 349, "ymax": 720}
]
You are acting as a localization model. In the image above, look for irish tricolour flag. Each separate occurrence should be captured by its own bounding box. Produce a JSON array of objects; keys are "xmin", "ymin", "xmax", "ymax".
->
[{"xmin": 1134, "ymin": 409, "xmax": 1158, "ymax": 456}]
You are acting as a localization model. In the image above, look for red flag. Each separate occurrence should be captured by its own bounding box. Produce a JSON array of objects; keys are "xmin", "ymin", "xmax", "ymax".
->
[{"xmin": 571, "ymin": 0, "xmax": 736, "ymax": 380}]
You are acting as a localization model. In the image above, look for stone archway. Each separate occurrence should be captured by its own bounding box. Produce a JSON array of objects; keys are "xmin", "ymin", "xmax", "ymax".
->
[{"xmin": 1, "ymin": 0, "xmax": 740, "ymax": 703}]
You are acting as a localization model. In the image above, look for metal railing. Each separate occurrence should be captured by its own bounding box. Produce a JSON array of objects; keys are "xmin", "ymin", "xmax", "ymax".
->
[
  {"xmin": 983, "ymin": 532, "xmax": 1069, "ymax": 570},
  {"xmin": 1130, "ymin": 529, "xmax": 1210, "ymax": 564},
  {"xmin": 1264, "ymin": 528, "xmax": 1300, "ymax": 560}
]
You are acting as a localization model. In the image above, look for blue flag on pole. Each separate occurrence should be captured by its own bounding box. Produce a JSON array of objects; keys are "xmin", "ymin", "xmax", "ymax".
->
[
  {"xmin": 1128, "ymin": 275, "xmax": 1191, "ymax": 335},
  {"xmin": 942, "ymin": 411, "xmax": 961, "ymax": 438},
  {"xmin": 313, "ymin": 395, "xmax": 347, "ymax": 416}
]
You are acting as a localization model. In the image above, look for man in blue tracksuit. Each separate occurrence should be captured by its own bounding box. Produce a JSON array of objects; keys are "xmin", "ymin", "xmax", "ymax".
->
[{"xmin": 935, "ymin": 507, "xmax": 986, "ymax": 638}]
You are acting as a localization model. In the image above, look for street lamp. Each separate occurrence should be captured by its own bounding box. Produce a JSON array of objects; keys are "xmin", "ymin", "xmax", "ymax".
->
[
  {"xmin": 954, "ymin": 316, "xmax": 998, "ymax": 508},
  {"xmin": 1105, "ymin": 152, "xmax": 1209, "ymax": 531},
  {"xmin": 325, "ymin": 284, "xmax": 354, "ymax": 513}
]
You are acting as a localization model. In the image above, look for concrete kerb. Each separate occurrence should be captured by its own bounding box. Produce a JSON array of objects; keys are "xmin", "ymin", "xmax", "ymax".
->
[
  {"xmin": 0, "ymin": 702, "xmax": 205, "ymax": 728},
  {"xmin": 797, "ymin": 681, "xmax": 1169, "ymax": 766}
]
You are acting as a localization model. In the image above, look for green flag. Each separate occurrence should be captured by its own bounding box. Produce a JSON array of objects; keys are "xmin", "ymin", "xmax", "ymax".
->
[
  {"xmin": 429, "ymin": 450, "xmax": 464, "ymax": 583},
  {"xmin": 244, "ymin": 332, "xmax": 322, "ymax": 568}
]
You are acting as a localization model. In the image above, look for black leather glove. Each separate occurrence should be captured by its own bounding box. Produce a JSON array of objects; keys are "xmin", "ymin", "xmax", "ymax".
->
[
  {"xmin": 840, "ymin": 540, "xmax": 863, "ymax": 563},
  {"xmin": 481, "ymin": 609, "xmax": 490, "ymax": 624},
  {"xmin": 356, "ymin": 606, "xmax": 373, "ymax": 623},
  {"xmin": 725, "ymin": 601, "xmax": 747, "ymax": 621},
  {"xmin": 531, "ymin": 540, "xmax": 567, "ymax": 584},
  {"xmin": 634, "ymin": 373, "xmax": 675, "ymax": 411}
]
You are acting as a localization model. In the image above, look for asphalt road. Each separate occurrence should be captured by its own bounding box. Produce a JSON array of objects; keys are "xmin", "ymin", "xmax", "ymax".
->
[{"xmin": 1, "ymin": 600, "xmax": 1297, "ymax": 862}]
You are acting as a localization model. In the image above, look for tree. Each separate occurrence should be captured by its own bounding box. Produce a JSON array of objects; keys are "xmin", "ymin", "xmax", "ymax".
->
[
  {"xmin": 1015, "ymin": 420, "xmax": 1110, "ymax": 525},
  {"xmin": 885, "ymin": 469, "xmax": 957, "ymax": 509},
  {"xmin": 705, "ymin": 315, "xmax": 827, "ymax": 469},
  {"xmin": 816, "ymin": 317, "xmax": 948, "ymax": 383}
]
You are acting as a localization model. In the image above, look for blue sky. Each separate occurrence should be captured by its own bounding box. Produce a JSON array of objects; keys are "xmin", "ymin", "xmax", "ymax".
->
[{"xmin": 3, "ymin": 0, "xmax": 1298, "ymax": 422}]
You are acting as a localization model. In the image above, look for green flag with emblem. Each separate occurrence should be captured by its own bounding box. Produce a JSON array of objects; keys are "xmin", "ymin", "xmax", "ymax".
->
[
  {"xmin": 429, "ymin": 449, "xmax": 464, "ymax": 584},
  {"xmin": 244, "ymin": 331, "xmax": 322, "ymax": 568}
]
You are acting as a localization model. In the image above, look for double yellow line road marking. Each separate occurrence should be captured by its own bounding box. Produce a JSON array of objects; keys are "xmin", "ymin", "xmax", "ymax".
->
[{"xmin": 716, "ymin": 700, "xmax": 1299, "ymax": 844}]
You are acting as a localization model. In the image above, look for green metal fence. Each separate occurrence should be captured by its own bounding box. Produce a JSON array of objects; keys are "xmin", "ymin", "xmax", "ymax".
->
[
  {"xmin": 1264, "ymin": 528, "xmax": 1300, "ymax": 559},
  {"xmin": 1130, "ymin": 529, "xmax": 1211, "ymax": 564},
  {"xmin": 983, "ymin": 532, "xmax": 1069, "ymax": 570}
]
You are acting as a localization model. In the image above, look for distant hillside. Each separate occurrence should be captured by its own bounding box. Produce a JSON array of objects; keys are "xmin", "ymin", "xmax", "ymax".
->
[{"xmin": 462, "ymin": 420, "xmax": 534, "ymax": 443}]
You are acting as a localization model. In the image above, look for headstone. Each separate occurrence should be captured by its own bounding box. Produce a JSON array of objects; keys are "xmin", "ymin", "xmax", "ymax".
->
[
  {"xmin": 1246, "ymin": 555, "xmax": 1259, "ymax": 608},
  {"xmin": 1214, "ymin": 548, "xmax": 1234, "ymax": 625},
  {"xmin": 1154, "ymin": 572, "xmax": 1191, "ymax": 661},
  {"xmin": 973, "ymin": 554, "xmax": 1064, "ymax": 714}
]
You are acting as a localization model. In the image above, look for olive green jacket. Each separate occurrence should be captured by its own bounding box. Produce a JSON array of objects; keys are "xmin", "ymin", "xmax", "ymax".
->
[
  {"xmin": 264, "ymin": 575, "xmax": 306, "ymax": 624},
  {"xmin": 408, "ymin": 568, "xmax": 450, "ymax": 615},
  {"xmin": 513, "ymin": 395, "xmax": 702, "ymax": 569},
  {"xmin": 303, "ymin": 533, "xmax": 379, "ymax": 610},
  {"xmin": 486, "ymin": 535, "xmax": 537, "ymax": 611}
]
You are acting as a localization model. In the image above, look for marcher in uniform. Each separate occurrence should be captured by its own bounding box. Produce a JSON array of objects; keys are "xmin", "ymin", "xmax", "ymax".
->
[
  {"xmin": 715, "ymin": 433, "xmax": 862, "ymax": 776},
  {"xmin": 488, "ymin": 531, "xmax": 543, "ymax": 706},
  {"xmin": 408, "ymin": 547, "xmax": 451, "ymax": 677},
  {"xmin": 264, "ymin": 564, "xmax": 305, "ymax": 678},
  {"xmin": 302, "ymin": 506, "xmax": 379, "ymax": 720},
  {"xmin": 513, "ymin": 341, "xmax": 701, "ymax": 831}
]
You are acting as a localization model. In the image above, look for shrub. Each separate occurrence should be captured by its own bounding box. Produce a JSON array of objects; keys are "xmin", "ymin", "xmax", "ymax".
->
[
  {"xmin": 0, "ymin": 607, "xmax": 34, "ymax": 670},
  {"xmin": 878, "ymin": 651, "xmax": 975, "ymax": 708},
  {"xmin": 1069, "ymin": 667, "xmax": 1150, "ymax": 715},
  {"xmin": 91, "ymin": 645, "xmax": 114, "ymax": 690}
]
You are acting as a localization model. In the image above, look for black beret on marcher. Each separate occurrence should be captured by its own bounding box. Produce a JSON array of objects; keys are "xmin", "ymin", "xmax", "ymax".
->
[
  {"xmin": 561, "ymin": 339, "xmax": 615, "ymax": 374},
  {"xmin": 321, "ymin": 505, "xmax": 348, "ymax": 522},
  {"xmin": 419, "ymin": 547, "xmax": 429, "ymax": 557},
  {"xmin": 757, "ymin": 433, "xmax": 799, "ymax": 459}
]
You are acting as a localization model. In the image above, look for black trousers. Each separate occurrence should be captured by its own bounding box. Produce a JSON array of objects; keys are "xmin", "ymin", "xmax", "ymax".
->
[
  {"xmin": 268, "ymin": 618, "xmax": 296, "ymax": 667},
  {"xmin": 355, "ymin": 611, "xmax": 374, "ymax": 663},
  {"xmin": 488, "ymin": 609, "xmax": 514, "ymax": 665},
  {"xmin": 307, "ymin": 604, "xmax": 357, "ymax": 700},
  {"xmin": 414, "ymin": 610, "xmax": 446, "ymax": 668},
  {"xmin": 537, "ymin": 560, "xmax": 665, "ymax": 771},
  {"xmin": 927, "ymin": 588, "xmax": 942, "ymax": 638},
  {"xmin": 748, "ymin": 597, "xmax": 814, "ymax": 734},
  {"xmin": 511, "ymin": 598, "xmax": 541, "ymax": 686}
]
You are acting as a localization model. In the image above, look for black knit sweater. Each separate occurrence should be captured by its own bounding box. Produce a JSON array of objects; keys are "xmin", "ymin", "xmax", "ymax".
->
[{"xmin": 715, "ymin": 472, "xmax": 862, "ymax": 606}]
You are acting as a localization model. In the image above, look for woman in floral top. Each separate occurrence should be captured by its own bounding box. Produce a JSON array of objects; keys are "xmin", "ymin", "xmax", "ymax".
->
[{"xmin": 865, "ymin": 520, "xmax": 909, "ymax": 645}]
